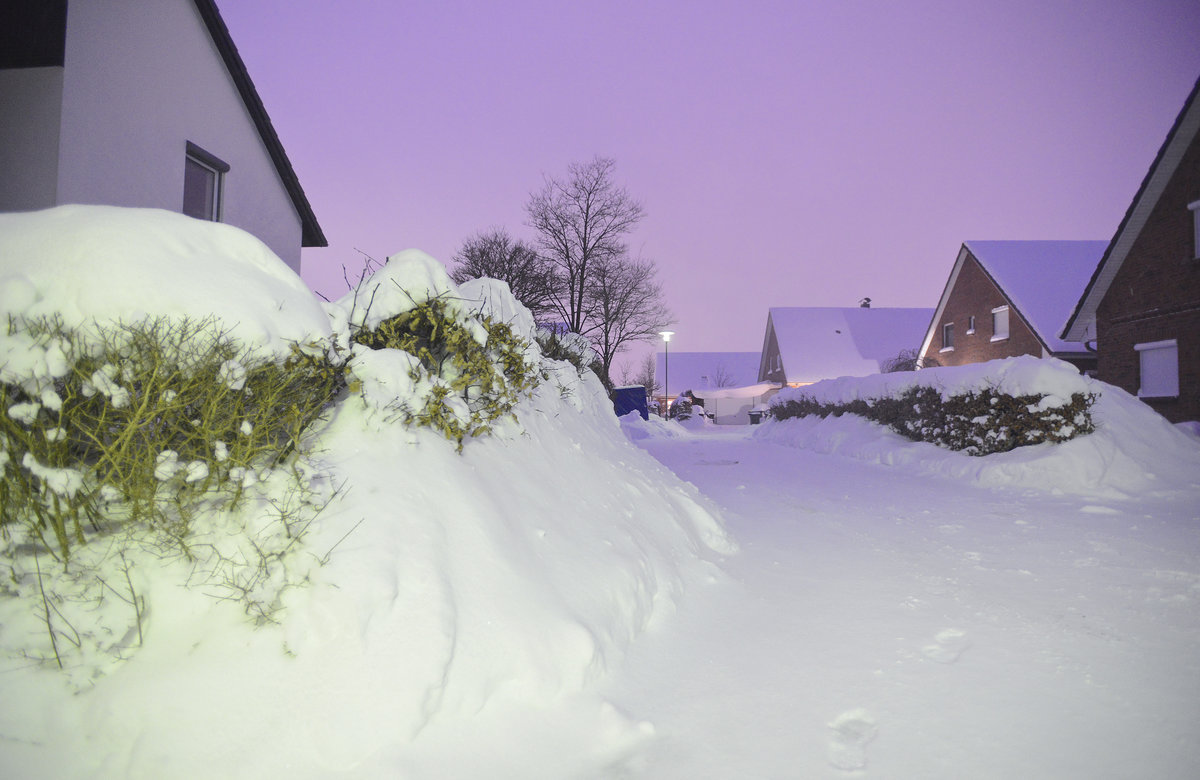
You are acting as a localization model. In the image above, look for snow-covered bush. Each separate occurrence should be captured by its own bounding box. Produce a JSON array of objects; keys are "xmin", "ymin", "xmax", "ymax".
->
[
  {"xmin": 0, "ymin": 206, "xmax": 342, "ymax": 675},
  {"xmin": 337, "ymin": 250, "xmax": 540, "ymax": 449},
  {"xmin": 1, "ymin": 316, "xmax": 341, "ymax": 561},
  {"xmin": 670, "ymin": 393, "xmax": 695, "ymax": 421},
  {"xmin": 770, "ymin": 361, "xmax": 1096, "ymax": 455},
  {"xmin": 534, "ymin": 325, "xmax": 598, "ymax": 375},
  {"xmin": 350, "ymin": 296, "xmax": 538, "ymax": 447}
]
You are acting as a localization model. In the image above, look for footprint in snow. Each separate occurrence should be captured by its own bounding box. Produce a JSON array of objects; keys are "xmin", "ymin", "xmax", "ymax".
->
[
  {"xmin": 827, "ymin": 709, "xmax": 878, "ymax": 771},
  {"xmin": 922, "ymin": 628, "xmax": 970, "ymax": 664}
]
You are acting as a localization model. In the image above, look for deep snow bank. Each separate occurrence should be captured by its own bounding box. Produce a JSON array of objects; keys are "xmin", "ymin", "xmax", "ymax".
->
[
  {"xmin": 0, "ymin": 212, "xmax": 733, "ymax": 778},
  {"xmin": 0, "ymin": 205, "xmax": 331, "ymax": 358},
  {"xmin": 758, "ymin": 357, "xmax": 1200, "ymax": 499}
]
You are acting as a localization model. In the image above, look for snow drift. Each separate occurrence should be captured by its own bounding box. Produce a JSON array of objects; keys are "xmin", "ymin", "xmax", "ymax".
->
[
  {"xmin": 0, "ymin": 205, "xmax": 331, "ymax": 359},
  {"xmin": 0, "ymin": 209, "xmax": 733, "ymax": 778}
]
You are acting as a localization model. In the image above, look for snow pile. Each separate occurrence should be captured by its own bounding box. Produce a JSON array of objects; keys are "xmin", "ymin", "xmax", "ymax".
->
[
  {"xmin": 759, "ymin": 356, "xmax": 1200, "ymax": 498},
  {"xmin": 619, "ymin": 410, "xmax": 694, "ymax": 440},
  {"xmin": 0, "ymin": 205, "xmax": 331, "ymax": 358},
  {"xmin": 0, "ymin": 210, "xmax": 733, "ymax": 778}
]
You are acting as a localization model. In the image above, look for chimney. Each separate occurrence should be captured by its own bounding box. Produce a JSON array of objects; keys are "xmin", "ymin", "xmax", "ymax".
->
[{"xmin": 859, "ymin": 297, "xmax": 871, "ymax": 308}]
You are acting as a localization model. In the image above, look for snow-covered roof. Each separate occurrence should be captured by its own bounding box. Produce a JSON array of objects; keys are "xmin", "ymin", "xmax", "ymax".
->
[
  {"xmin": 655, "ymin": 351, "xmax": 761, "ymax": 394},
  {"xmin": 768, "ymin": 307, "xmax": 934, "ymax": 385},
  {"xmin": 692, "ymin": 382, "xmax": 779, "ymax": 400},
  {"xmin": 966, "ymin": 240, "xmax": 1108, "ymax": 353}
]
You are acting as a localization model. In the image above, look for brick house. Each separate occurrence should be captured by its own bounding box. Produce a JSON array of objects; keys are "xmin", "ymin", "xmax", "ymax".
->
[
  {"xmin": 0, "ymin": 0, "xmax": 325, "ymax": 272},
  {"xmin": 1061, "ymin": 76, "xmax": 1200, "ymax": 424},
  {"xmin": 919, "ymin": 241, "xmax": 1107, "ymax": 373}
]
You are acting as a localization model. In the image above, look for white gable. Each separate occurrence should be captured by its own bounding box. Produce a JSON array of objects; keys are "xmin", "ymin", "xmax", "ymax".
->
[{"xmin": 0, "ymin": 0, "xmax": 322, "ymax": 272}]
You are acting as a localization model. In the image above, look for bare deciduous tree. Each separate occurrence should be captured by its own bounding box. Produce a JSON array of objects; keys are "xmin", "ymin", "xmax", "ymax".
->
[
  {"xmin": 585, "ymin": 253, "xmax": 672, "ymax": 388},
  {"xmin": 525, "ymin": 157, "xmax": 645, "ymax": 334},
  {"xmin": 450, "ymin": 228, "xmax": 558, "ymax": 320},
  {"xmin": 709, "ymin": 363, "xmax": 736, "ymax": 388},
  {"xmin": 618, "ymin": 352, "xmax": 661, "ymax": 395},
  {"xmin": 882, "ymin": 348, "xmax": 940, "ymax": 373}
]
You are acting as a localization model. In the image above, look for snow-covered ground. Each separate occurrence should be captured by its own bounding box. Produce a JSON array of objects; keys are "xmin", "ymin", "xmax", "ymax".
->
[
  {"xmin": 607, "ymin": 418, "xmax": 1200, "ymax": 778},
  {"xmin": 2, "ymin": 207, "xmax": 1198, "ymax": 778}
]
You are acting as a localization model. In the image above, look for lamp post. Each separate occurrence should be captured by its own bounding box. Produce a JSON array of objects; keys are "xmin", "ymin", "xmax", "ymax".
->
[{"xmin": 659, "ymin": 331, "xmax": 674, "ymax": 417}]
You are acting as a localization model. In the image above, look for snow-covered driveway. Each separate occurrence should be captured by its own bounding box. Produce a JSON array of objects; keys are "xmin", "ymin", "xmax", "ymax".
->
[{"xmin": 602, "ymin": 424, "xmax": 1200, "ymax": 779}]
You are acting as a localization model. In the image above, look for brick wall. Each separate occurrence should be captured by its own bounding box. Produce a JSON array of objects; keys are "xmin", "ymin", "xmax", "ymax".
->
[
  {"xmin": 922, "ymin": 253, "xmax": 1045, "ymax": 367},
  {"xmin": 1096, "ymin": 129, "xmax": 1200, "ymax": 423}
]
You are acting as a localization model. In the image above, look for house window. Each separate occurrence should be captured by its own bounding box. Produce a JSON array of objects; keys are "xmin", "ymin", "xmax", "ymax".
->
[
  {"xmin": 966, "ymin": 316, "xmax": 976, "ymax": 335},
  {"xmin": 1189, "ymin": 200, "xmax": 1200, "ymax": 259},
  {"xmin": 940, "ymin": 323, "xmax": 954, "ymax": 352},
  {"xmin": 1135, "ymin": 339, "xmax": 1179, "ymax": 398},
  {"xmin": 991, "ymin": 306, "xmax": 1009, "ymax": 342},
  {"xmin": 183, "ymin": 142, "xmax": 228, "ymax": 221}
]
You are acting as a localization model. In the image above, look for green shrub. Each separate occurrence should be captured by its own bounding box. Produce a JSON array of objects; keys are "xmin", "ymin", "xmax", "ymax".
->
[
  {"xmin": 351, "ymin": 296, "xmax": 539, "ymax": 448},
  {"xmin": 769, "ymin": 385, "xmax": 1096, "ymax": 455},
  {"xmin": 1, "ymin": 316, "xmax": 342, "ymax": 564},
  {"xmin": 1, "ymin": 315, "xmax": 344, "ymax": 674}
]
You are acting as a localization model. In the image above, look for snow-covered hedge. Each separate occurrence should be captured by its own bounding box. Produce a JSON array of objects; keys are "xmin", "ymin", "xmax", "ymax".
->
[
  {"xmin": 771, "ymin": 384, "xmax": 1094, "ymax": 455},
  {"xmin": 759, "ymin": 356, "xmax": 1200, "ymax": 499},
  {"xmin": 0, "ymin": 209, "xmax": 735, "ymax": 774},
  {"xmin": 331, "ymin": 250, "xmax": 543, "ymax": 449},
  {"xmin": 769, "ymin": 357, "xmax": 1096, "ymax": 455},
  {"xmin": 0, "ymin": 207, "xmax": 344, "ymax": 673},
  {"xmin": 1, "ymin": 316, "xmax": 341, "ymax": 562}
]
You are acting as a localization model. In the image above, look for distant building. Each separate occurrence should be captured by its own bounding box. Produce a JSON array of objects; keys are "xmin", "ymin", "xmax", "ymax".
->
[
  {"xmin": 918, "ymin": 241, "xmax": 1107, "ymax": 374},
  {"xmin": 647, "ymin": 351, "xmax": 776, "ymax": 425},
  {"xmin": 693, "ymin": 383, "xmax": 780, "ymax": 425},
  {"xmin": 654, "ymin": 351, "xmax": 761, "ymax": 397},
  {"xmin": 1061, "ymin": 76, "xmax": 1200, "ymax": 424},
  {"xmin": 757, "ymin": 307, "xmax": 934, "ymax": 386},
  {"xmin": 0, "ymin": 0, "xmax": 325, "ymax": 271}
]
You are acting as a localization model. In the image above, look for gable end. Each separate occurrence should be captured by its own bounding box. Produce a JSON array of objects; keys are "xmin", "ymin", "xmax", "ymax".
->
[
  {"xmin": 192, "ymin": 0, "xmax": 326, "ymax": 247},
  {"xmin": 1062, "ymin": 75, "xmax": 1200, "ymax": 341}
]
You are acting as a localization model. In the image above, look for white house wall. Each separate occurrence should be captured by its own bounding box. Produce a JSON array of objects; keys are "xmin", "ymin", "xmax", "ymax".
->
[
  {"xmin": 0, "ymin": 67, "xmax": 64, "ymax": 211},
  {"xmin": 55, "ymin": 0, "xmax": 303, "ymax": 270}
]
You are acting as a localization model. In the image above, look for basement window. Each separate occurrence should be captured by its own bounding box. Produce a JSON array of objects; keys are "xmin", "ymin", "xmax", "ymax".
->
[
  {"xmin": 991, "ymin": 306, "xmax": 1010, "ymax": 342},
  {"xmin": 940, "ymin": 323, "xmax": 954, "ymax": 352},
  {"xmin": 182, "ymin": 142, "xmax": 228, "ymax": 221},
  {"xmin": 1135, "ymin": 339, "xmax": 1179, "ymax": 398}
]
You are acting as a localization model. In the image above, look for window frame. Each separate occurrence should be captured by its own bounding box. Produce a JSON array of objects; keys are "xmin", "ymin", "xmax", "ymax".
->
[
  {"xmin": 990, "ymin": 306, "xmax": 1010, "ymax": 342},
  {"xmin": 966, "ymin": 315, "xmax": 976, "ymax": 335},
  {"xmin": 183, "ymin": 141, "xmax": 229, "ymax": 222},
  {"xmin": 940, "ymin": 322, "xmax": 954, "ymax": 352},
  {"xmin": 1134, "ymin": 339, "xmax": 1180, "ymax": 399}
]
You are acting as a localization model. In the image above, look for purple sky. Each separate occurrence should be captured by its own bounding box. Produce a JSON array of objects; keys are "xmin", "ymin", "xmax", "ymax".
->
[{"xmin": 220, "ymin": 0, "xmax": 1200, "ymax": 377}]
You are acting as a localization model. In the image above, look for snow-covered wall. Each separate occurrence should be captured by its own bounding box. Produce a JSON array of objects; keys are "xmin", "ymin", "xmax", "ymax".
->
[{"xmin": 51, "ymin": 0, "xmax": 304, "ymax": 270}]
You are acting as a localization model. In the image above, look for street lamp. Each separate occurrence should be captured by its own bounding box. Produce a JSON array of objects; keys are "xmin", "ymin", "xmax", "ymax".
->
[{"xmin": 659, "ymin": 331, "xmax": 674, "ymax": 417}]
